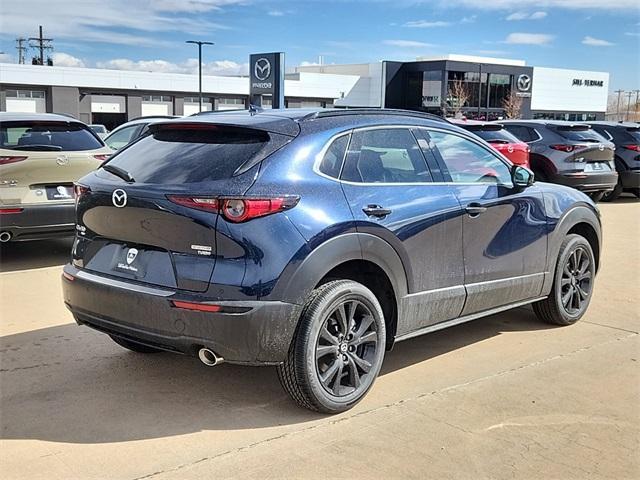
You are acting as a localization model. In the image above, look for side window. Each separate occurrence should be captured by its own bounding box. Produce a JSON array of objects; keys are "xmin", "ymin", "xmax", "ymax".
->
[
  {"xmin": 592, "ymin": 127, "xmax": 612, "ymax": 141},
  {"xmin": 105, "ymin": 126, "xmax": 139, "ymax": 150},
  {"xmin": 318, "ymin": 135, "xmax": 349, "ymax": 178},
  {"xmin": 429, "ymin": 131, "xmax": 513, "ymax": 186},
  {"xmin": 341, "ymin": 128, "xmax": 431, "ymax": 183}
]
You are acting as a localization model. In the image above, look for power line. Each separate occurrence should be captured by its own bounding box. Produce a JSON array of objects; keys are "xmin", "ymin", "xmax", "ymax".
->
[{"xmin": 28, "ymin": 25, "xmax": 53, "ymax": 66}]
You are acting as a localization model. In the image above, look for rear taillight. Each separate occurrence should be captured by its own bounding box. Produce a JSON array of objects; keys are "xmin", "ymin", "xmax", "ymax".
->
[
  {"xmin": 0, "ymin": 156, "xmax": 28, "ymax": 166},
  {"xmin": 550, "ymin": 144, "xmax": 584, "ymax": 153},
  {"xmin": 73, "ymin": 184, "xmax": 90, "ymax": 199},
  {"xmin": 622, "ymin": 144, "xmax": 640, "ymax": 152},
  {"xmin": 93, "ymin": 154, "xmax": 111, "ymax": 162},
  {"xmin": 167, "ymin": 195, "xmax": 299, "ymax": 222},
  {"xmin": 0, "ymin": 208, "xmax": 23, "ymax": 215}
]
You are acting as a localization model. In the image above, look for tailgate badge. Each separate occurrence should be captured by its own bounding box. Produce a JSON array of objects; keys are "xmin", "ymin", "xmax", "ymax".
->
[
  {"xmin": 126, "ymin": 248, "xmax": 139, "ymax": 265},
  {"xmin": 112, "ymin": 189, "xmax": 127, "ymax": 207},
  {"xmin": 191, "ymin": 244, "xmax": 212, "ymax": 256}
]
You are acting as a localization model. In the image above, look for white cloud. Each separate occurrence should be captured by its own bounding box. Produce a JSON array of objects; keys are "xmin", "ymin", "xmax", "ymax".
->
[
  {"xmin": 582, "ymin": 36, "xmax": 615, "ymax": 46},
  {"xmin": 95, "ymin": 58, "xmax": 248, "ymax": 76},
  {"xmin": 268, "ymin": 10, "xmax": 285, "ymax": 16},
  {"xmin": 383, "ymin": 40, "xmax": 435, "ymax": 48},
  {"xmin": 506, "ymin": 11, "xmax": 547, "ymax": 20},
  {"xmin": 403, "ymin": 20, "xmax": 452, "ymax": 28},
  {"xmin": 504, "ymin": 32, "xmax": 555, "ymax": 45},
  {"xmin": 461, "ymin": 15, "xmax": 477, "ymax": 23},
  {"xmin": 0, "ymin": 0, "xmax": 238, "ymax": 48},
  {"xmin": 0, "ymin": 53, "xmax": 13, "ymax": 63},
  {"xmin": 51, "ymin": 52, "xmax": 86, "ymax": 68},
  {"xmin": 445, "ymin": 0, "xmax": 637, "ymax": 9},
  {"xmin": 476, "ymin": 49, "xmax": 510, "ymax": 55},
  {"xmin": 625, "ymin": 32, "xmax": 640, "ymax": 36}
]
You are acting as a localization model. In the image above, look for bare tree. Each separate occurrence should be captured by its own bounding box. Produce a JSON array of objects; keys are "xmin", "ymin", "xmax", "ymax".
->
[
  {"xmin": 502, "ymin": 91, "xmax": 523, "ymax": 119},
  {"xmin": 447, "ymin": 80, "xmax": 470, "ymax": 118}
]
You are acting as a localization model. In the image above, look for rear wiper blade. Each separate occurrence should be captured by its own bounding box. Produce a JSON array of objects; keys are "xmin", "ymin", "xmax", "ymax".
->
[
  {"xmin": 6, "ymin": 144, "xmax": 62, "ymax": 151},
  {"xmin": 102, "ymin": 164, "xmax": 135, "ymax": 183}
]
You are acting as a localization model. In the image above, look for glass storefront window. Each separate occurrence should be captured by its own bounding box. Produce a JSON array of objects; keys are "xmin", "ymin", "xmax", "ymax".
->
[{"xmin": 488, "ymin": 74, "xmax": 511, "ymax": 108}]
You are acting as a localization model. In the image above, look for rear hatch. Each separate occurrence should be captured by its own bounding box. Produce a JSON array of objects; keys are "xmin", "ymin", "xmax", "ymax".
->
[
  {"xmin": 0, "ymin": 120, "xmax": 109, "ymax": 205},
  {"xmin": 73, "ymin": 121, "xmax": 293, "ymax": 292},
  {"xmin": 465, "ymin": 124, "xmax": 530, "ymax": 167},
  {"xmin": 553, "ymin": 125, "xmax": 615, "ymax": 172}
]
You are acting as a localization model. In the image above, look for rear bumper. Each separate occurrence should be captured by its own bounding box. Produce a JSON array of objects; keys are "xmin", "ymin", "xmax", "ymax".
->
[
  {"xmin": 0, "ymin": 203, "xmax": 75, "ymax": 241},
  {"xmin": 62, "ymin": 265, "xmax": 301, "ymax": 365},
  {"xmin": 550, "ymin": 171, "xmax": 618, "ymax": 193},
  {"xmin": 620, "ymin": 170, "xmax": 640, "ymax": 189}
]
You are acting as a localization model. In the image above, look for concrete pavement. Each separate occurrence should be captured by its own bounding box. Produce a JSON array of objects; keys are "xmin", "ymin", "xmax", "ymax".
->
[{"xmin": 1, "ymin": 197, "xmax": 638, "ymax": 479}]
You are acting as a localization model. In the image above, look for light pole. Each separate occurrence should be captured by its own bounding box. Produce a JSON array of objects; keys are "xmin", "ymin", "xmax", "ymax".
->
[{"xmin": 186, "ymin": 40, "xmax": 214, "ymax": 112}]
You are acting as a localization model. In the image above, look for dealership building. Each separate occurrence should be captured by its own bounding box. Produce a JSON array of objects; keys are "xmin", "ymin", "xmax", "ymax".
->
[{"xmin": 0, "ymin": 54, "xmax": 609, "ymax": 128}]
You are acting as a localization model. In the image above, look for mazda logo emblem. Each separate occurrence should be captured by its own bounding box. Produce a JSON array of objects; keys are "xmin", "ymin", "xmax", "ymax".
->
[
  {"xmin": 112, "ymin": 189, "xmax": 127, "ymax": 208},
  {"xmin": 56, "ymin": 155, "xmax": 69, "ymax": 166},
  {"xmin": 598, "ymin": 144, "xmax": 604, "ymax": 151},
  {"xmin": 517, "ymin": 74, "xmax": 531, "ymax": 92},
  {"xmin": 254, "ymin": 58, "xmax": 271, "ymax": 81}
]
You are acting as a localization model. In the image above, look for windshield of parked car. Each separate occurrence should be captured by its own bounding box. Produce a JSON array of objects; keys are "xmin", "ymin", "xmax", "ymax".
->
[
  {"xmin": 0, "ymin": 121, "xmax": 104, "ymax": 151},
  {"xmin": 556, "ymin": 126, "xmax": 604, "ymax": 143}
]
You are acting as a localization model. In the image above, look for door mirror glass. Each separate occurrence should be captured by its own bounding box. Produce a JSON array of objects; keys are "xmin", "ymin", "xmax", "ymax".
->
[{"xmin": 512, "ymin": 165, "xmax": 534, "ymax": 187}]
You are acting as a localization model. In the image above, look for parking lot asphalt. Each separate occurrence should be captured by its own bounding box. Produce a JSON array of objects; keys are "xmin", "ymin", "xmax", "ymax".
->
[{"xmin": 1, "ymin": 196, "xmax": 638, "ymax": 480}]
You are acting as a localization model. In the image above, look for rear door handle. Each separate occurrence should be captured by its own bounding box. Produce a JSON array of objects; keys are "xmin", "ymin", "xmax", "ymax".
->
[
  {"xmin": 465, "ymin": 203, "xmax": 487, "ymax": 217},
  {"xmin": 362, "ymin": 205, "xmax": 392, "ymax": 218}
]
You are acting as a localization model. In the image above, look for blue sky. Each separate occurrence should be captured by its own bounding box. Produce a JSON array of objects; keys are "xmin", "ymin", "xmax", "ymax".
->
[{"xmin": 0, "ymin": 0, "xmax": 638, "ymax": 90}]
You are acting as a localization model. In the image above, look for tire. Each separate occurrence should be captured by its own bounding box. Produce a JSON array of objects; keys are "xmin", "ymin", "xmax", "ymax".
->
[
  {"xmin": 533, "ymin": 169, "xmax": 548, "ymax": 183},
  {"xmin": 602, "ymin": 181, "xmax": 622, "ymax": 202},
  {"xmin": 632, "ymin": 188, "xmax": 640, "ymax": 199},
  {"xmin": 277, "ymin": 280, "xmax": 386, "ymax": 413},
  {"xmin": 589, "ymin": 191, "xmax": 605, "ymax": 202},
  {"xmin": 110, "ymin": 335, "xmax": 162, "ymax": 353},
  {"xmin": 533, "ymin": 234, "xmax": 595, "ymax": 326}
]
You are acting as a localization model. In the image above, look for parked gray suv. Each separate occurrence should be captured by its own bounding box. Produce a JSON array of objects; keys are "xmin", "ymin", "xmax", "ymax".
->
[
  {"xmin": 499, "ymin": 120, "xmax": 617, "ymax": 201},
  {"xmin": 586, "ymin": 122, "xmax": 640, "ymax": 201}
]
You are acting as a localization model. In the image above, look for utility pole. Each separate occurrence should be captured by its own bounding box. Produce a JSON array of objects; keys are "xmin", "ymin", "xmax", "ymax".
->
[
  {"xmin": 477, "ymin": 63, "xmax": 482, "ymax": 118},
  {"xmin": 28, "ymin": 25, "xmax": 53, "ymax": 66},
  {"xmin": 186, "ymin": 40, "xmax": 214, "ymax": 112},
  {"xmin": 614, "ymin": 89, "xmax": 624, "ymax": 122},
  {"xmin": 15, "ymin": 38, "xmax": 27, "ymax": 64},
  {"xmin": 625, "ymin": 92, "xmax": 634, "ymax": 122}
]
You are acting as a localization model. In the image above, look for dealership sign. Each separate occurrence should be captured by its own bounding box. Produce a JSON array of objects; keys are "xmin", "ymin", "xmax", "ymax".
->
[
  {"xmin": 572, "ymin": 78, "xmax": 604, "ymax": 87},
  {"xmin": 249, "ymin": 52, "xmax": 285, "ymax": 108}
]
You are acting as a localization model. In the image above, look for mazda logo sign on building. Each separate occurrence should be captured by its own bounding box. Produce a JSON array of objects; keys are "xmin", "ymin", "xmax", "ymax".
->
[
  {"xmin": 517, "ymin": 74, "xmax": 531, "ymax": 92},
  {"xmin": 112, "ymin": 189, "xmax": 127, "ymax": 208},
  {"xmin": 254, "ymin": 58, "xmax": 271, "ymax": 81}
]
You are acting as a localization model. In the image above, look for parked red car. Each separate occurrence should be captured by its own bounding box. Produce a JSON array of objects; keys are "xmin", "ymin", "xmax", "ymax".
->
[{"xmin": 451, "ymin": 119, "xmax": 530, "ymax": 168}]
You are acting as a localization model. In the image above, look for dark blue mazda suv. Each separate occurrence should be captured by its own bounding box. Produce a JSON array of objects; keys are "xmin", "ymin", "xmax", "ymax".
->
[{"xmin": 62, "ymin": 108, "xmax": 602, "ymax": 413}]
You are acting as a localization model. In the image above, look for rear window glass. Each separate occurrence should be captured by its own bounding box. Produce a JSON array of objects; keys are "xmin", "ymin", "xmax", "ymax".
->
[
  {"xmin": 626, "ymin": 128, "xmax": 640, "ymax": 142},
  {"xmin": 556, "ymin": 127, "xmax": 604, "ymax": 142},
  {"xmin": 104, "ymin": 125, "xmax": 288, "ymax": 184},
  {"xmin": 467, "ymin": 127, "xmax": 520, "ymax": 144},
  {"xmin": 0, "ymin": 121, "xmax": 103, "ymax": 151},
  {"xmin": 503, "ymin": 125, "xmax": 539, "ymax": 143}
]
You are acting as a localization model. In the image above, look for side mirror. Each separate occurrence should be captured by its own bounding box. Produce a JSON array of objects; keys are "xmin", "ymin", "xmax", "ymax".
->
[{"xmin": 512, "ymin": 165, "xmax": 535, "ymax": 188}]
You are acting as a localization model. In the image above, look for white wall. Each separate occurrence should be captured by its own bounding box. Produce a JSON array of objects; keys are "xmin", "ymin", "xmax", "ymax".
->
[
  {"xmin": 531, "ymin": 67, "xmax": 609, "ymax": 112},
  {"xmin": 5, "ymin": 98, "xmax": 45, "ymax": 113}
]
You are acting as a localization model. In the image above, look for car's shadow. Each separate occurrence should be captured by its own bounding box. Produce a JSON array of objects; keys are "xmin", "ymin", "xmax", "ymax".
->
[
  {"xmin": 0, "ymin": 238, "xmax": 74, "ymax": 273},
  {"xmin": 0, "ymin": 305, "xmax": 555, "ymax": 444}
]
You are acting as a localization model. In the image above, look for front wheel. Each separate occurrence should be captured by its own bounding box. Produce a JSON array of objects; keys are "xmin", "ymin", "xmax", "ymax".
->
[
  {"xmin": 533, "ymin": 234, "xmax": 595, "ymax": 326},
  {"xmin": 278, "ymin": 280, "xmax": 386, "ymax": 413}
]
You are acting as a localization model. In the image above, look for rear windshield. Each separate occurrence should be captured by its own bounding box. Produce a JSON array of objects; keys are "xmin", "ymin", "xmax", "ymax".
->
[
  {"xmin": 555, "ymin": 126, "xmax": 604, "ymax": 142},
  {"xmin": 626, "ymin": 127, "xmax": 640, "ymax": 142},
  {"xmin": 104, "ymin": 125, "xmax": 289, "ymax": 184},
  {"xmin": 0, "ymin": 121, "xmax": 103, "ymax": 151},
  {"xmin": 466, "ymin": 127, "xmax": 520, "ymax": 144}
]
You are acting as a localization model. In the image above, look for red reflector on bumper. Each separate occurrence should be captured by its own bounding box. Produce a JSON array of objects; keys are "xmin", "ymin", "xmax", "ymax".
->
[
  {"xmin": 62, "ymin": 272, "xmax": 75, "ymax": 282},
  {"xmin": 0, "ymin": 208, "xmax": 23, "ymax": 215},
  {"xmin": 171, "ymin": 301, "xmax": 222, "ymax": 312}
]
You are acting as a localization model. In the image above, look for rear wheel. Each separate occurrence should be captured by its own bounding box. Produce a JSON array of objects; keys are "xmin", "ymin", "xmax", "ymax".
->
[
  {"xmin": 588, "ymin": 191, "xmax": 605, "ymax": 202},
  {"xmin": 632, "ymin": 188, "xmax": 640, "ymax": 199},
  {"xmin": 278, "ymin": 280, "xmax": 386, "ymax": 413},
  {"xmin": 110, "ymin": 335, "xmax": 162, "ymax": 353},
  {"xmin": 533, "ymin": 234, "xmax": 595, "ymax": 326}
]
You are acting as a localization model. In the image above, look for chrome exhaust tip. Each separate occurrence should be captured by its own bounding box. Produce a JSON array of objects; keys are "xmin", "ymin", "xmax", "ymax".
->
[
  {"xmin": 0, "ymin": 232, "xmax": 12, "ymax": 243},
  {"xmin": 198, "ymin": 347, "xmax": 223, "ymax": 366}
]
